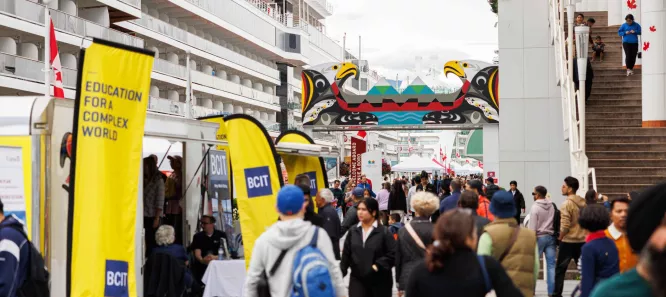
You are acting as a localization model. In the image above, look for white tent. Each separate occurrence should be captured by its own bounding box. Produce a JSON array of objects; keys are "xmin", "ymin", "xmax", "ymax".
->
[
  {"xmin": 471, "ymin": 166, "xmax": 484, "ymax": 174},
  {"xmin": 392, "ymin": 156, "xmax": 445, "ymax": 172}
]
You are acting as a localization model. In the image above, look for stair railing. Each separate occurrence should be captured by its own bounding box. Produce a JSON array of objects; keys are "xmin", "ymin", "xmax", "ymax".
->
[{"xmin": 549, "ymin": 0, "xmax": 596, "ymax": 192}]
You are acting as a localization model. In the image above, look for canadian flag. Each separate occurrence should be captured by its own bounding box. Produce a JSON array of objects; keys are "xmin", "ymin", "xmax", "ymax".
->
[
  {"xmin": 442, "ymin": 145, "xmax": 447, "ymax": 161},
  {"xmin": 49, "ymin": 15, "xmax": 65, "ymax": 98},
  {"xmin": 355, "ymin": 130, "xmax": 367, "ymax": 140},
  {"xmin": 479, "ymin": 161, "xmax": 484, "ymax": 169},
  {"xmin": 466, "ymin": 159, "xmax": 470, "ymax": 164},
  {"xmin": 408, "ymin": 138, "xmax": 414, "ymax": 153},
  {"xmin": 456, "ymin": 151, "xmax": 460, "ymax": 158}
]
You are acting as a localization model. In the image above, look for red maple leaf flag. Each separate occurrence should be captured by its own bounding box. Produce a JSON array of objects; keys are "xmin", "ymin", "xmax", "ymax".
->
[
  {"xmin": 644, "ymin": 41, "xmax": 650, "ymax": 51},
  {"xmin": 49, "ymin": 14, "xmax": 65, "ymax": 98},
  {"xmin": 627, "ymin": 0, "xmax": 637, "ymax": 9},
  {"xmin": 356, "ymin": 130, "xmax": 367, "ymax": 139},
  {"xmin": 650, "ymin": 26, "xmax": 657, "ymax": 32},
  {"xmin": 479, "ymin": 161, "xmax": 484, "ymax": 169},
  {"xmin": 456, "ymin": 151, "xmax": 460, "ymax": 158}
]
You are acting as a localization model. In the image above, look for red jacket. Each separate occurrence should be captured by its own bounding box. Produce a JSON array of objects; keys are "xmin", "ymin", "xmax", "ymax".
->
[{"xmin": 477, "ymin": 195, "xmax": 494, "ymax": 221}]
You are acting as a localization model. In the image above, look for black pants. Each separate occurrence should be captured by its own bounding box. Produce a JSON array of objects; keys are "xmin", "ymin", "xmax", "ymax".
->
[
  {"xmin": 144, "ymin": 217, "xmax": 157, "ymax": 256},
  {"xmin": 623, "ymin": 42, "xmax": 639, "ymax": 70},
  {"xmin": 553, "ymin": 241, "xmax": 584, "ymax": 297}
]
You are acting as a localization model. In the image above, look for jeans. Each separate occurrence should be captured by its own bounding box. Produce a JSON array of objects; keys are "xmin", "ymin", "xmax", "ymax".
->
[
  {"xmin": 537, "ymin": 235, "xmax": 557, "ymax": 295},
  {"xmin": 554, "ymin": 241, "xmax": 584, "ymax": 297}
]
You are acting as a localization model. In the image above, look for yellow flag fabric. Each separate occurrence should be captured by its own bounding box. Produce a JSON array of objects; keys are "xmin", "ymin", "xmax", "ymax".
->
[
  {"xmin": 224, "ymin": 114, "xmax": 283, "ymax": 268},
  {"xmin": 199, "ymin": 115, "xmax": 231, "ymax": 182},
  {"xmin": 68, "ymin": 39, "xmax": 154, "ymax": 297},
  {"xmin": 275, "ymin": 131, "xmax": 329, "ymax": 209}
]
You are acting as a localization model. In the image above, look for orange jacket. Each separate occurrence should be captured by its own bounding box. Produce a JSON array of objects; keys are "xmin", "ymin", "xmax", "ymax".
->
[{"xmin": 477, "ymin": 195, "xmax": 495, "ymax": 221}]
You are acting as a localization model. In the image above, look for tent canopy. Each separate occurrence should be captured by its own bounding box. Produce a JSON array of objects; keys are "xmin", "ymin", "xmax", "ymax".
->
[{"xmin": 392, "ymin": 156, "xmax": 445, "ymax": 173}]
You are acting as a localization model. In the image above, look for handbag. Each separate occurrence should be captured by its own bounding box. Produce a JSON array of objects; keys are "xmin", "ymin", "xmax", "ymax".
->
[{"xmin": 257, "ymin": 249, "xmax": 287, "ymax": 297}]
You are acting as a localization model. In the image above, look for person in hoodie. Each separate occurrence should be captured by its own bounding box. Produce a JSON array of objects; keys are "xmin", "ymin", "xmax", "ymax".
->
[
  {"xmin": 342, "ymin": 187, "xmax": 365, "ymax": 235},
  {"xmin": 340, "ymin": 198, "xmax": 395, "ymax": 297},
  {"xmin": 554, "ymin": 176, "xmax": 588, "ymax": 297},
  {"xmin": 0, "ymin": 199, "xmax": 29, "ymax": 297},
  {"xmin": 244, "ymin": 185, "xmax": 345, "ymax": 297},
  {"xmin": 528, "ymin": 185, "xmax": 557, "ymax": 296}
]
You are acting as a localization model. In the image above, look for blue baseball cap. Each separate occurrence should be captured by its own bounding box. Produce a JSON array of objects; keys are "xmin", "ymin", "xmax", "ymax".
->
[
  {"xmin": 352, "ymin": 187, "xmax": 365, "ymax": 198},
  {"xmin": 277, "ymin": 185, "xmax": 305, "ymax": 215}
]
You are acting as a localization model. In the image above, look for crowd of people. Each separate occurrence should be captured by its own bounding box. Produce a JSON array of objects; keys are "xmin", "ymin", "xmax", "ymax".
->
[{"xmin": 241, "ymin": 171, "xmax": 666, "ymax": 297}]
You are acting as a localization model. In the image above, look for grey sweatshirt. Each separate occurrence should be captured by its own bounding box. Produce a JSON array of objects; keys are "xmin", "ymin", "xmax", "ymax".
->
[
  {"xmin": 244, "ymin": 218, "xmax": 345, "ymax": 297},
  {"xmin": 528, "ymin": 199, "xmax": 555, "ymax": 237}
]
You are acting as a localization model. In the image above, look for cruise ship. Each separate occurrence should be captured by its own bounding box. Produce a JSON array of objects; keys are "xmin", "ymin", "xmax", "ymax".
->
[{"xmin": 0, "ymin": 0, "xmax": 394, "ymax": 151}]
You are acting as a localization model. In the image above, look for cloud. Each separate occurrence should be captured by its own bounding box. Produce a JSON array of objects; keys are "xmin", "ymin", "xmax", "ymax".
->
[{"xmin": 326, "ymin": 0, "xmax": 498, "ymax": 79}]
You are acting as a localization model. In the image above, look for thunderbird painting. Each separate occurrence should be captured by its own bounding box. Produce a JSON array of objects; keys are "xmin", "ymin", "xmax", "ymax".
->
[{"xmin": 300, "ymin": 60, "xmax": 499, "ymax": 126}]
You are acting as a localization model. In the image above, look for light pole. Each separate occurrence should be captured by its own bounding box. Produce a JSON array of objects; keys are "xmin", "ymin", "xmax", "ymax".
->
[{"xmin": 574, "ymin": 25, "xmax": 590, "ymax": 191}]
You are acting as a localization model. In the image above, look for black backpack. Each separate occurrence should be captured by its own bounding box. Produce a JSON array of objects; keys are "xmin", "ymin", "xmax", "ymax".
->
[
  {"xmin": 551, "ymin": 203, "xmax": 561, "ymax": 244},
  {"xmin": 1, "ymin": 224, "xmax": 49, "ymax": 297}
]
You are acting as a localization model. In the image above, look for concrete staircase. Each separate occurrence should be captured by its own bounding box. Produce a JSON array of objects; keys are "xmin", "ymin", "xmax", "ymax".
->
[{"xmin": 567, "ymin": 12, "xmax": 666, "ymax": 197}]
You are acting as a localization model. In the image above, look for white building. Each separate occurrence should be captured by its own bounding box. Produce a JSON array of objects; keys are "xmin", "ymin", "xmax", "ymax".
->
[{"xmin": 0, "ymin": 0, "xmax": 378, "ymax": 149}]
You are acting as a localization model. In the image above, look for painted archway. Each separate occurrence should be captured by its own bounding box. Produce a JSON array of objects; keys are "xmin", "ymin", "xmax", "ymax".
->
[{"xmin": 300, "ymin": 60, "xmax": 499, "ymax": 128}]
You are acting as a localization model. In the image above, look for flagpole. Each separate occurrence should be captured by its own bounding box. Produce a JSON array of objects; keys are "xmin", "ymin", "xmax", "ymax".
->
[{"xmin": 44, "ymin": 2, "xmax": 51, "ymax": 97}]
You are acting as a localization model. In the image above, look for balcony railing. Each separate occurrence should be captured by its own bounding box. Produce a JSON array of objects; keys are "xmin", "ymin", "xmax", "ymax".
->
[
  {"xmin": 118, "ymin": 0, "xmax": 140, "ymax": 8},
  {"xmin": 152, "ymin": 58, "xmax": 188, "ymax": 78},
  {"xmin": 0, "ymin": 52, "xmax": 78, "ymax": 88},
  {"xmin": 0, "ymin": 0, "xmax": 144, "ymax": 48},
  {"xmin": 190, "ymin": 71, "xmax": 279, "ymax": 106},
  {"xmin": 148, "ymin": 96, "xmax": 185, "ymax": 117},
  {"xmin": 130, "ymin": 13, "xmax": 279, "ymax": 80},
  {"xmin": 302, "ymin": 24, "xmax": 342, "ymax": 60}
]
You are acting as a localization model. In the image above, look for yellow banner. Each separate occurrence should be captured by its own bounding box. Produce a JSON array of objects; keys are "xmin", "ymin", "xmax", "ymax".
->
[
  {"xmin": 224, "ymin": 115, "xmax": 282, "ymax": 267},
  {"xmin": 68, "ymin": 39, "xmax": 154, "ymax": 297},
  {"xmin": 276, "ymin": 131, "xmax": 328, "ymax": 210},
  {"xmin": 0, "ymin": 136, "xmax": 33, "ymax": 238}
]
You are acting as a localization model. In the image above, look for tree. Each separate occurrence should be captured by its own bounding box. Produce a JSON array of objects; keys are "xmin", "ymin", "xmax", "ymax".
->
[
  {"xmin": 382, "ymin": 159, "xmax": 392, "ymax": 176},
  {"xmin": 339, "ymin": 162, "xmax": 350, "ymax": 177},
  {"xmin": 489, "ymin": 0, "xmax": 498, "ymax": 14}
]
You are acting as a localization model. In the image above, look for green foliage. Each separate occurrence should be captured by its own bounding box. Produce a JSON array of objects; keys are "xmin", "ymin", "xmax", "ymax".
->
[
  {"xmin": 489, "ymin": 0, "xmax": 498, "ymax": 14},
  {"xmin": 382, "ymin": 159, "xmax": 392, "ymax": 176},
  {"xmin": 339, "ymin": 162, "xmax": 350, "ymax": 177}
]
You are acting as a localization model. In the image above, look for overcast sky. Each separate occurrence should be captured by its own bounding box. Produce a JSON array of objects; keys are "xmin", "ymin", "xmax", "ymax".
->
[{"xmin": 325, "ymin": 0, "xmax": 498, "ymax": 80}]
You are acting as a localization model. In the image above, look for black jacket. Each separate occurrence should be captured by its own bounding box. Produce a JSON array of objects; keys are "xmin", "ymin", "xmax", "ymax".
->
[
  {"xmin": 511, "ymin": 189, "xmax": 526, "ymax": 221},
  {"xmin": 341, "ymin": 202, "xmax": 360, "ymax": 235},
  {"xmin": 319, "ymin": 203, "xmax": 342, "ymax": 259},
  {"xmin": 144, "ymin": 252, "xmax": 187, "ymax": 297},
  {"xmin": 395, "ymin": 217, "xmax": 433, "ymax": 290},
  {"xmin": 388, "ymin": 190, "xmax": 407, "ymax": 212},
  {"xmin": 341, "ymin": 223, "xmax": 396, "ymax": 297},
  {"xmin": 406, "ymin": 249, "xmax": 523, "ymax": 297}
]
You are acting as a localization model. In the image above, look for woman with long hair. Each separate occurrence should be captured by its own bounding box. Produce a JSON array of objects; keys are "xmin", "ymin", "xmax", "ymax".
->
[
  {"xmin": 143, "ymin": 156, "xmax": 164, "ymax": 255},
  {"xmin": 405, "ymin": 210, "xmax": 522, "ymax": 297},
  {"xmin": 388, "ymin": 180, "xmax": 408, "ymax": 220},
  {"xmin": 341, "ymin": 198, "xmax": 395, "ymax": 297}
]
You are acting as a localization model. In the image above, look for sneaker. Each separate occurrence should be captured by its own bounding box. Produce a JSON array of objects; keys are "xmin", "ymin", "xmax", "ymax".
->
[
  {"xmin": 630, "ymin": 70, "xmax": 635, "ymax": 76},
  {"xmin": 627, "ymin": 69, "xmax": 632, "ymax": 76}
]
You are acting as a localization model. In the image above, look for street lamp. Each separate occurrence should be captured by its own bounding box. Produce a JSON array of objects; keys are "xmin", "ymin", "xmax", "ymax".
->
[{"xmin": 574, "ymin": 25, "xmax": 590, "ymax": 190}]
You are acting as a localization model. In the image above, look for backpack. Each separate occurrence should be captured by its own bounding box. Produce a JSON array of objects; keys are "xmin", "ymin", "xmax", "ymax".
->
[
  {"xmin": 551, "ymin": 202, "xmax": 561, "ymax": 243},
  {"xmin": 291, "ymin": 227, "xmax": 335, "ymax": 297},
  {"xmin": 1, "ymin": 224, "xmax": 49, "ymax": 297}
]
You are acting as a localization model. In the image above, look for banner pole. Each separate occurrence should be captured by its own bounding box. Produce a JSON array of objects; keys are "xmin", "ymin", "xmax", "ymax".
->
[
  {"xmin": 185, "ymin": 50, "xmax": 192, "ymax": 119},
  {"xmin": 43, "ymin": 3, "xmax": 51, "ymax": 97}
]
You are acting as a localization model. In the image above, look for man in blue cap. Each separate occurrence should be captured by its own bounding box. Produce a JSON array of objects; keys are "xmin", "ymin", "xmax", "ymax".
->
[
  {"xmin": 244, "ymin": 185, "xmax": 344, "ymax": 297},
  {"xmin": 477, "ymin": 190, "xmax": 538, "ymax": 297},
  {"xmin": 341, "ymin": 187, "xmax": 366, "ymax": 235}
]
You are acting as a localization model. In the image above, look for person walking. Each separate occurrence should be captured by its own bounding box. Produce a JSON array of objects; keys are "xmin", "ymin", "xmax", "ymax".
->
[
  {"xmin": 554, "ymin": 176, "xmax": 587, "ymax": 297},
  {"xmin": 619, "ymin": 14, "xmax": 642, "ymax": 76},
  {"xmin": 405, "ymin": 209, "xmax": 523, "ymax": 297},
  {"xmin": 143, "ymin": 157, "xmax": 165, "ymax": 255},
  {"xmin": 395, "ymin": 192, "xmax": 439, "ymax": 296},
  {"xmin": 509, "ymin": 181, "xmax": 526, "ymax": 224},
  {"xmin": 466, "ymin": 179, "xmax": 494, "ymax": 221},
  {"xmin": 340, "ymin": 198, "xmax": 395, "ymax": 297},
  {"xmin": 358, "ymin": 175, "xmax": 376, "ymax": 198},
  {"xmin": 331, "ymin": 179, "xmax": 345, "ymax": 211},
  {"xmin": 590, "ymin": 182, "xmax": 666, "ymax": 297},
  {"xmin": 164, "ymin": 155, "xmax": 183, "ymax": 243},
  {"xmin": 478, "ymin": 190, "xmax": 538, "ymax": 297},
  {"xmin": 0, "ymin": 199, "xmax": 29, "ymax": 297},
  {"xmin": 316, "ymin": 188, "xmax": 342, "ymax": 260},
  {"xmin": 528, "ymin": 185, "xmax": 557, "ymax": 296},
  {"xmin": 388, "ymin": 181, "xmax": 408, "ymax": 221},
  {"xmin": 244, "ymin": 185, "xmax": 345, "ymax": 297},
  {"xmin": 577, "ymin": 205, "xmax": 619, "ymax": 297},
  {"xmin": 342, "ymin": 187, "xmax": 365, "ymax": 235},
  {"xmin": 605, "ymin": 196, "xmax": 637, "ymax": 272},
  {"xmin": 440, "ymin": 179, "xmax": 462, "ymax": 214},
  {"xmin": 485, "ymin": 177, "xmax": 500, "ymax": 200},
  {"xmin": 458, "ymin": 191, "xmax": 491, "ymax": 239},
  {"xmin": 376, "ymin": 182, "xmax": 391, "ymax": 224}
]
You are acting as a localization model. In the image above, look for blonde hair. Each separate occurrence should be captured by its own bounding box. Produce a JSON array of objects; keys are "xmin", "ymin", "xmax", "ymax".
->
[
  {"xmin": 411, "ymin": 192, "xmax": 440, "ymax": 217},
  {"xmin": 155, "ymin": 225, "xmax": 175, "ymax": 246}
]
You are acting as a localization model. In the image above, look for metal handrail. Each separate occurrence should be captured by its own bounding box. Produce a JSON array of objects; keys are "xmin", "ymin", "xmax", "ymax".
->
[{"xmin": 549, "ymin": 0, "xmax": 595, "ymax": 191}]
